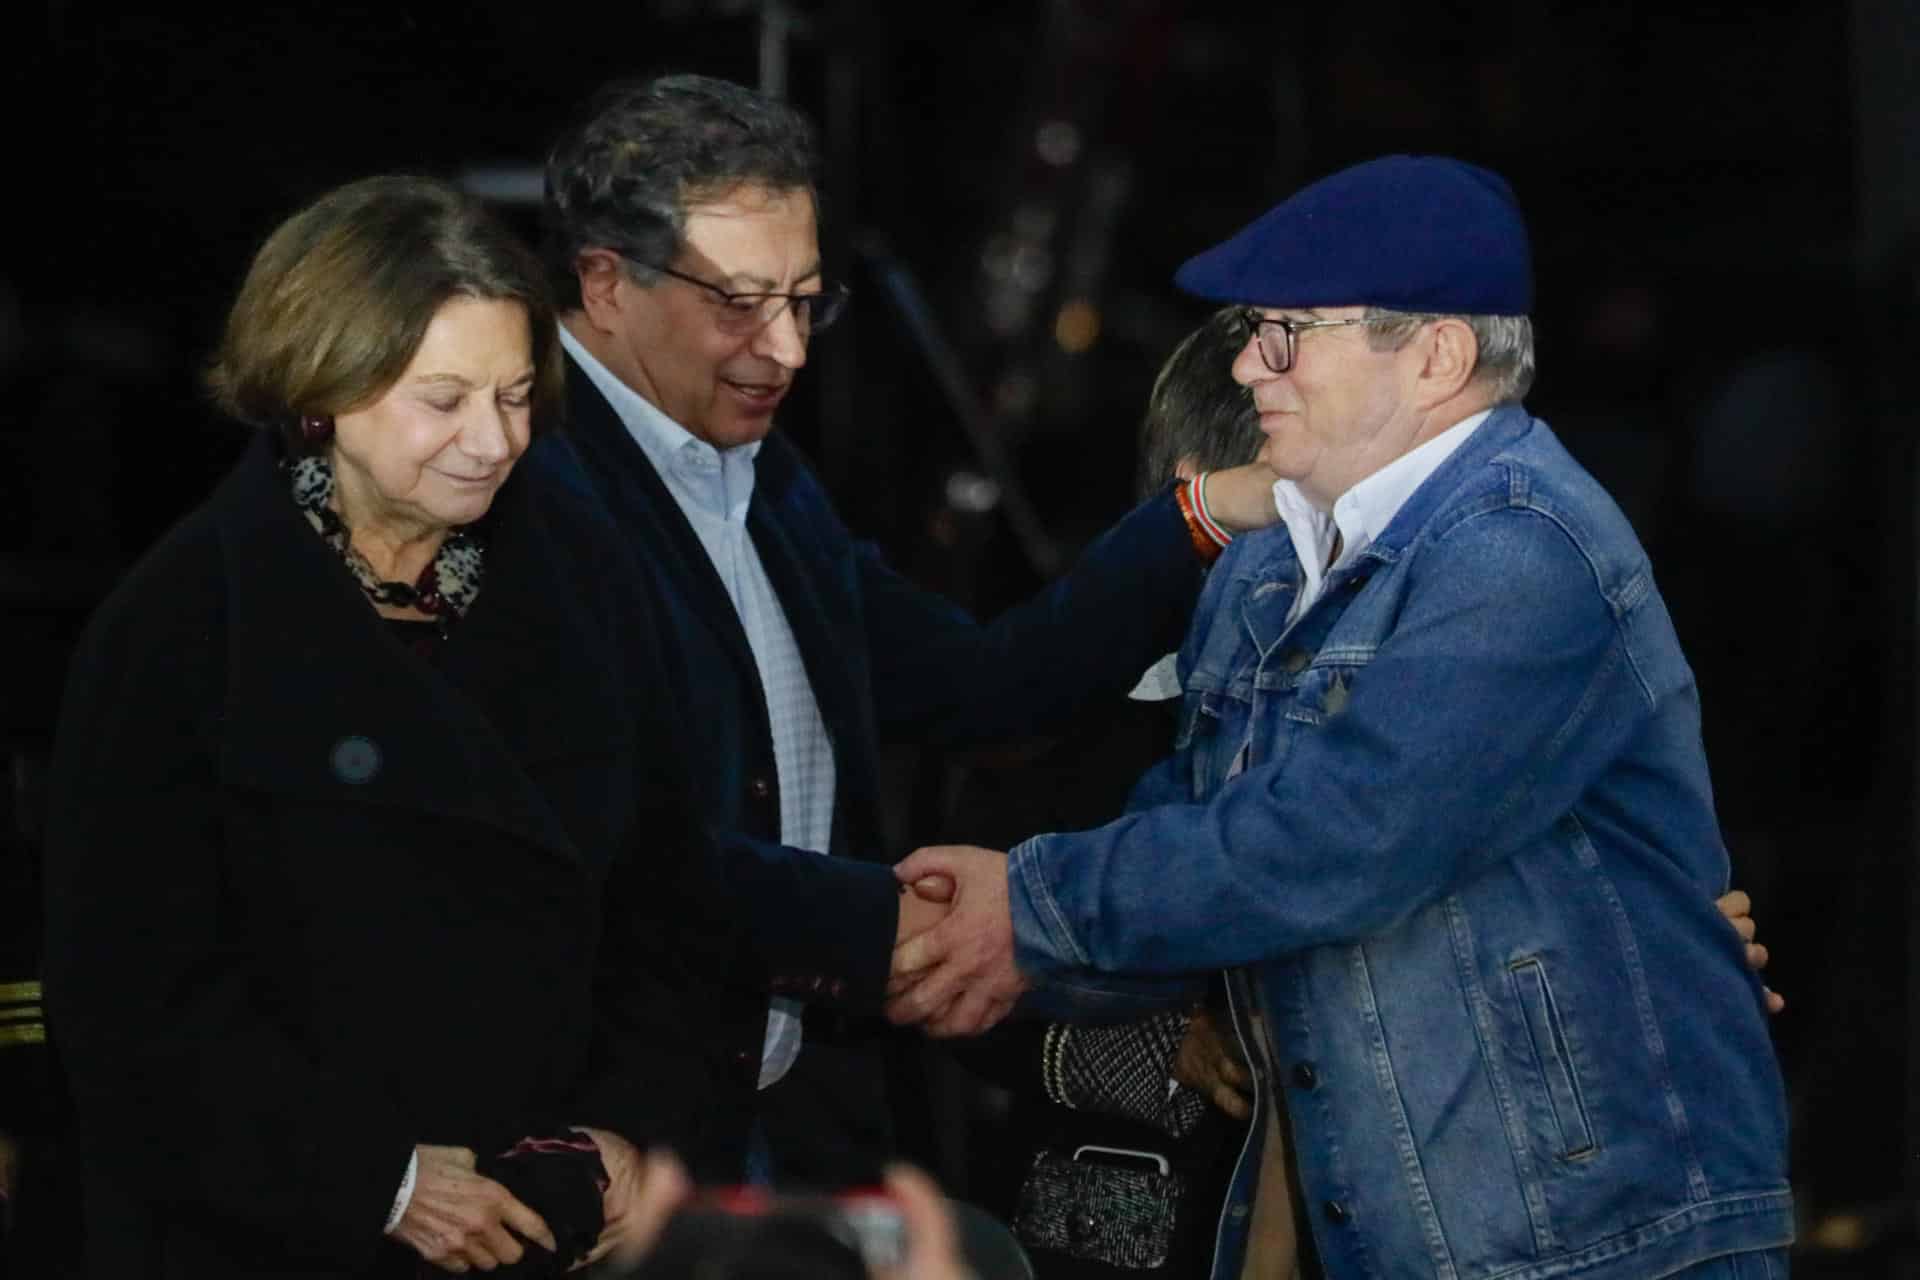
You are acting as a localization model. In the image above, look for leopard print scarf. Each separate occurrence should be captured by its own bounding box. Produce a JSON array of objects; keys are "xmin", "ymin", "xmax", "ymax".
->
[{"xmin": 285, "ymin": 453, "xmax": 484, "ymax": 623}]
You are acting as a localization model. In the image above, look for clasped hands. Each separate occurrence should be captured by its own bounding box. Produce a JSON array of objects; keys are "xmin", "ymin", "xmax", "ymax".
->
[
  {"xmin": 889, "ymin": 846, "xmax": 1259, "ymax": 1120},
  {"xmin": 395, "ymin": 1131, "xmax": 689, "ymax": 1274},
  {"xmin": 887, "ymin": 845, "xmax": 1031, "ymax": 1038}
]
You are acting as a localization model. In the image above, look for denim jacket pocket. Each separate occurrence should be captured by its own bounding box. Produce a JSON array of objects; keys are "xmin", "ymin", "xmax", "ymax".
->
[{"xmin": 1507, "ymin": 955, "xmax": 1598, "ymax": 1161}]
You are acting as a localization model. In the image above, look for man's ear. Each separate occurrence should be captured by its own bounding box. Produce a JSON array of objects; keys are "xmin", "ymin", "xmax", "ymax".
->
[
  {"xmin": 1415, "ymin": 317, "xmax": 1480, "ymax": 409},
  {"xmin": 575, "ymin": 251, "xmax": 628, "ymax": 332}
]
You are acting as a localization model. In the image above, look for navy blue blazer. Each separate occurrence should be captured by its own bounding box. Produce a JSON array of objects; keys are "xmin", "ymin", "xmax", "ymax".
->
[{"xmin": 543, "ymin": 352, "xmax": 1205, "ymax": 1181}]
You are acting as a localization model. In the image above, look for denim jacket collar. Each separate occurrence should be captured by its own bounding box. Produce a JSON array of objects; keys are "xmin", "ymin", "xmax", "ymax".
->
[{"xmin": 1209, "ymin": 403, "xmax": 1537, "ymax": 662}]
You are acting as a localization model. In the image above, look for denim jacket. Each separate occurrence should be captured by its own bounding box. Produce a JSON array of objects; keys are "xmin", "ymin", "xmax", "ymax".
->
[{"xmin": 1007, "ymin": 406, "xmax": 1792, "ymax": 1279}]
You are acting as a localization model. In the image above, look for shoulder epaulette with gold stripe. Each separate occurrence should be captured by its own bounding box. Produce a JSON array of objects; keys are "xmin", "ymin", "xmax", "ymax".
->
[{"xmin": 0, "ymin": 979, "xmax": 46, "ymax": 1047}]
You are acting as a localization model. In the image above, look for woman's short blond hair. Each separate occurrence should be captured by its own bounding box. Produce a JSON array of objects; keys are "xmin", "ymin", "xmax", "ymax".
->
[{"xmin": 206, "ymin": 174, "xmax": 564, "ymax": 451}]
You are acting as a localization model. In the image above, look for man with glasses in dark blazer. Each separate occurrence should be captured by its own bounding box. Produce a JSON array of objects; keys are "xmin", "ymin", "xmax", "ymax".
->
[{"xmin": 532, "ymin": 72, "xmax": 1286, "ymax": 1191}]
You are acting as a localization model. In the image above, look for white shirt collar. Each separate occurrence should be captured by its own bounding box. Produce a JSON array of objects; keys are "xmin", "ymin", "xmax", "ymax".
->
[
  {"xmin": 559, "ymin": 324, "xmax": 761, "ymax": 522},
  {"xmin": 1273, "ymin": 408, "xmax": 1493, "ymax": 594}
]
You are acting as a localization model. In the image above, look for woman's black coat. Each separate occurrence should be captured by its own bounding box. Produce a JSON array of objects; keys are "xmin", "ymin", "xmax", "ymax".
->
[{"xmin": 42, "ymin": 432, "xmax": 729, "ymax": 1278}]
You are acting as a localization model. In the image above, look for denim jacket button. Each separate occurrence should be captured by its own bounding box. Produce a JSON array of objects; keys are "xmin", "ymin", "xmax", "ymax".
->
[
  {"xmin": 1280, "ymin": 648, "xmax": 1311, "ymax": 674},
  {"xmin": 1323, "ymin": 1200, "xmax": 1349, "ymax": 1224},
  {"xmin": 1292, "ymin": 1061, "xmax": 1318, "ymax": 1089}
]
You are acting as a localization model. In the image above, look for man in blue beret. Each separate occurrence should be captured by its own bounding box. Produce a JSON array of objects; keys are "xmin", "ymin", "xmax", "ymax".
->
[{"xmin": 886, "ymin": 155, "xmax": 1793, "ymax": 1278}]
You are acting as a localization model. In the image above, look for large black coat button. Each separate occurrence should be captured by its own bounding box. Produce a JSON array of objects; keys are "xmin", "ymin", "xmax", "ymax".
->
[
  {"xmin": 330, "ymin": 736, "xmax": 381, "ymax": 784},
  {"xmin": 749, "ymin": 775, "xmax": 773, "ymax": 800}
]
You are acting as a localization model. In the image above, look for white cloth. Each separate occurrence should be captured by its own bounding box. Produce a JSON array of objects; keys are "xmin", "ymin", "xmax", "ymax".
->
[
  {"xmin": 562, "ymin": 329, "xmax": 834, "ymax": 1089},
  {"xmin": 383, "ymin": 1149, "xmax": 418, "ymax": 1233},
  {"xmin": 1127, "ymin": 651, "xmax": 1183, "ymax": 702}
]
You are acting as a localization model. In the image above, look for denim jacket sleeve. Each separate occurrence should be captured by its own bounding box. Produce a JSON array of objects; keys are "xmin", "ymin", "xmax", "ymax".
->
[
  {"xmin": 1008, "ymin": 500, "xmax": 1689, "ymax": 978},
  {"xmin": 1120, "ymin": 748, "xmax": 1187, "ymax": 815}
]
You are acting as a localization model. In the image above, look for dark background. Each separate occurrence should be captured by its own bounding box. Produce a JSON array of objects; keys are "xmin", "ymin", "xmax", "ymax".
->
[{"xmin": 4, "ymin": 1, "xmax": 1917, "ymax": 1273}]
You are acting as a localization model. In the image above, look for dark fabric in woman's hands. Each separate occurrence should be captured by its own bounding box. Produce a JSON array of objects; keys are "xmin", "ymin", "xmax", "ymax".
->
[{"xmin": 471, "ymin": 1135, "xmax": 608, "ymax": 1277}]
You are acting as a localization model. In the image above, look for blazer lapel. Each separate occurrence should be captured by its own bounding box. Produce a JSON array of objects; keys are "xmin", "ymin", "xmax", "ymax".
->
[
  {"xmin": 211, "ymin": 435, "xmax": 585, "ymax": 869},
  {"xmin": 561, "ymin": 357, "xmax": 764, "ymax": 696}
]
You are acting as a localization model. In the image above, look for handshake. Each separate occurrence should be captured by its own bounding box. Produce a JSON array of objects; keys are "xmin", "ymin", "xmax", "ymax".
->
[
  {"xmin": 885, "ymin": 845, "xmax": 1032, "ymax": 1039},
  {"xmin": 886, "ymin": 847, "xmax": 1261, "ymax": 1123}
]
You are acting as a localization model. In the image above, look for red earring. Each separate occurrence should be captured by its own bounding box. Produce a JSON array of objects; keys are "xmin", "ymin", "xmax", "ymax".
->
[{"xmin": 300, "ymin": 415, "xmax": 334, "ymax": 444}]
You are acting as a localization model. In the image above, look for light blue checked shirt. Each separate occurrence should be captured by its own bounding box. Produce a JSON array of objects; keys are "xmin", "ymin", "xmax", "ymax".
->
[{"xmin": 561, "ymin": 329, "xmax": 835, "ymax": 1090}]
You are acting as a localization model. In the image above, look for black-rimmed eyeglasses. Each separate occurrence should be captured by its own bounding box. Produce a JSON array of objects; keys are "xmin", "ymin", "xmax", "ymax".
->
[
  {"xmin": 1237, "ymin": 308, "xmax": 1373, "ymax": 373},
  {"xmin": 636, "ymin": 259, "xmax": 851, "ymax": 337}
]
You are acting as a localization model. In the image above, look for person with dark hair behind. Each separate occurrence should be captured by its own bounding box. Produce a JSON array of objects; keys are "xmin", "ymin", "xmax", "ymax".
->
[
  {"xmin": 1136, "ymin": 308, "xmax": 1273, "ymax": 503},
  {"xmin": 42, "ymin": 174, "xmax": 721, "ymax": 1279}
]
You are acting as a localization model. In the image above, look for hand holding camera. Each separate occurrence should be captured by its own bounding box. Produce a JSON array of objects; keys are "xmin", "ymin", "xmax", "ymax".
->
[{"xmin": 614, "ymin": 1163, "xmax": 983, "ymax": 1279}]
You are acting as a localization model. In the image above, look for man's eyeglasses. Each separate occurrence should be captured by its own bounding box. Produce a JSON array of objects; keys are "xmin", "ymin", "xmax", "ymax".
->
[
  {"xmin": 638, "ymin": 260, "xmax": 851, "ymax": 337},
  {"xmin": 1237, "ymin": 308, "xmax": 1373, "ymax": 373}
]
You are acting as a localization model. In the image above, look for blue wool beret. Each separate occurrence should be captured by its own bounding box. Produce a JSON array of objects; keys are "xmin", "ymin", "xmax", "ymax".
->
[{"xmin": 1174, "ymin": 154, "xmax": 1533, "ymax": 315}]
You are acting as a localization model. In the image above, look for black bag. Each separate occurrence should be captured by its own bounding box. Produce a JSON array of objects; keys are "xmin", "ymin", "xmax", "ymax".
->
[{"xmin": 1012, "ymin": 1143, "xmax": 1183, "ymax": 1271}]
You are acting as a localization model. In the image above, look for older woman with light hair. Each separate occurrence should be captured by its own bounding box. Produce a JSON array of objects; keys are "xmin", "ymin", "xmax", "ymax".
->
[{"xmin": 43, "ymin": 175, "xmax": 724, "ymax": 1279}]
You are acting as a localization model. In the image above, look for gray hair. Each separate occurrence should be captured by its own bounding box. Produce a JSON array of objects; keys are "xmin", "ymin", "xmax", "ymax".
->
[
  {"xmin": 1363, "ymin": 308, "xmax": 1535, "ymax": 404},
  {"xmin": 541, "ymin": 73, "xmax": 820, "ymax": 309}
]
